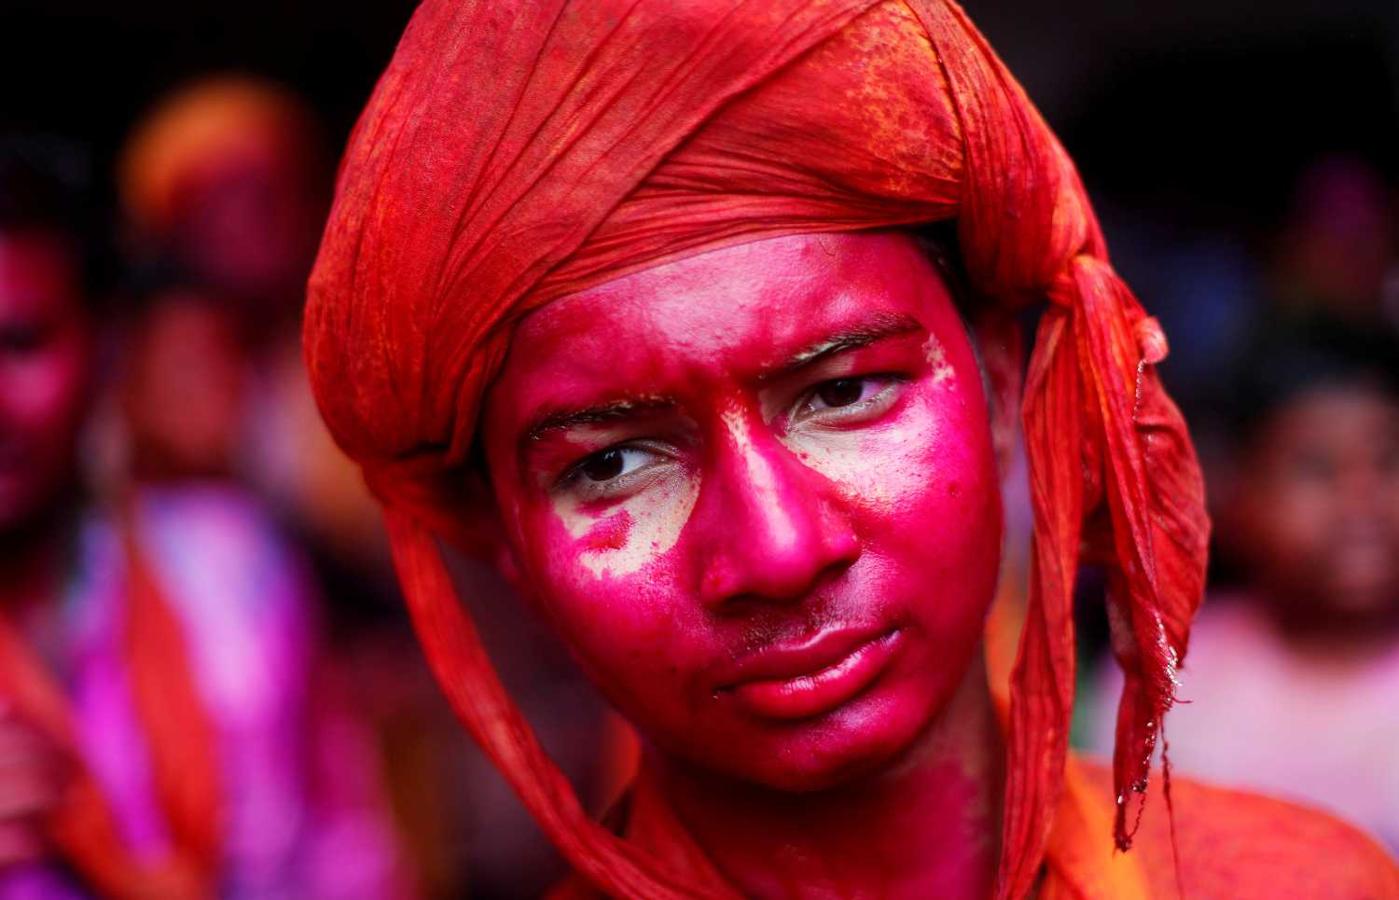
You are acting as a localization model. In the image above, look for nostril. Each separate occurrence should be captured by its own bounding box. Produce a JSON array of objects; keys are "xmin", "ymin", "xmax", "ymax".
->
[{"xmin": 823, "ymin": 537, "xmax": 861, "ymax": 580}]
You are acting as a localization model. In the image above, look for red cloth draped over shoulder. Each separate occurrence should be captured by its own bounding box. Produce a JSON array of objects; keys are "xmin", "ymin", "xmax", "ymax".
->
[{"xmin": 305, "ymin": 1, "xmax": 1215, "ymax": 896}]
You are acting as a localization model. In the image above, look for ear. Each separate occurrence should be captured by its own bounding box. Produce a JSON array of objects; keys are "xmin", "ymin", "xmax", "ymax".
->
[{"xmin": 969, "ymin": 310, "xmax": 1023, "ymax": 480}]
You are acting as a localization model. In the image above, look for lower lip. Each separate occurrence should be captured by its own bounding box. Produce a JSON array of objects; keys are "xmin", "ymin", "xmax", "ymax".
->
[{"xmin": 727, "ymin": 630, "xmax": 904, "ymax": 721}]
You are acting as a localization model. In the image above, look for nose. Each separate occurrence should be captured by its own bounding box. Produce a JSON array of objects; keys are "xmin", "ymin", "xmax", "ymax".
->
[{"xmin": 692, "ymin": 405, "xmax": 859, "ymax": 611}]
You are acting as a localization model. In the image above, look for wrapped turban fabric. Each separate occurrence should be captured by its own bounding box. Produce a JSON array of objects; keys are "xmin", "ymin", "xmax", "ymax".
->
[{"xmin": 305, "ymin": 1, "xmax": 1212, "ymax": 897}]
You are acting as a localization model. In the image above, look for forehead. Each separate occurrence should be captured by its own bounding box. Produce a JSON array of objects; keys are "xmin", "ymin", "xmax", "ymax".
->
[{"xmin": 492, "ymin": 231, "xmax": 958, "ymax": 404}]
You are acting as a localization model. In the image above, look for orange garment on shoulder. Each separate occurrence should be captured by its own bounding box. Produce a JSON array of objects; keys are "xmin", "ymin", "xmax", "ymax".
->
[
  {"xmin": 989, "ymin": 558, "xmax": 1398, "ymax": 900},
  {"xmin": 1073, "ymin": 761, "xmax": 1399, "ymax": 900}
]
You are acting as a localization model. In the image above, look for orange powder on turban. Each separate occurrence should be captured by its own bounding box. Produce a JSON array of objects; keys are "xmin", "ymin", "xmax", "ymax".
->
[{"xmin": 303, "ymin": 1, "xmax": 1395, "ymax": 897}]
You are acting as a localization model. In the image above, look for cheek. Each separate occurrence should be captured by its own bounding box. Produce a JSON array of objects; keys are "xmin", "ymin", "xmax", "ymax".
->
[
  {"xmin": 886, "ymin": 402, "xmax": 1000, "ymax": 634},
  {"xmin": 552, "ymin": 474, "xmax": 700, "ymax": 579},
  {"xmin": 792, "ymin": 380, "xmax": 998, "ymax": 532},
  {"xmin": 793, "ymin": 377, "xmax": 1001, "ymax": 622},
  {"xmin": 3, "ymin": 346, "xmax": 88, "ymax": 442},
  {"xmin": 518, "ymin": 475, "xmax": 704, "ymax": 688}
]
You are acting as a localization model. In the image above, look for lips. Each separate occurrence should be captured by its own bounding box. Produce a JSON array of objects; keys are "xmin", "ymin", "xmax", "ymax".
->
[{"xmin": 716, "ymin": 626, "xmax": 904, "ymax": 721}]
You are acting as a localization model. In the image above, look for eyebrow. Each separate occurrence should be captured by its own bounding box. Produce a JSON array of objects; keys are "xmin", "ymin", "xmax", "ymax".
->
[
  {"xmin": 521, "ymin": 313, "xmax": 922, "ymax": 444},
  {"xmin": 524, "ymin": 397, "xmax": 674, "ymax": 444},
  {"xmin": 765, "ymin": 313, "xmax": 922, "ymax": 379}
]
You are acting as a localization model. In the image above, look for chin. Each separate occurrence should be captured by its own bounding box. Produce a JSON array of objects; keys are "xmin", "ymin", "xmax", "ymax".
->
[{"xmin": 706, "ymin": 681, "xmax": 941, "ymax": 794}]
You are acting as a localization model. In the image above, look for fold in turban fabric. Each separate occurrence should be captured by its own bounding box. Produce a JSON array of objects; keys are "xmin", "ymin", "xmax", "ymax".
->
[{"xmin": 304, "ymin": 1, "xmax": 1210, "ymax": 897}]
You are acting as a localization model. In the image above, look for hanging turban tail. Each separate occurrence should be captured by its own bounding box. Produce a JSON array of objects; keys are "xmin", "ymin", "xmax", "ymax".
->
[{"xmin": 304, "ymin": 2, "xmax": 1209, "ymax": 897}]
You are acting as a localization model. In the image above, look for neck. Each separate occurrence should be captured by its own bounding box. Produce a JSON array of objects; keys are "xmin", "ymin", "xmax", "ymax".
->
[
  {"xmin": 1272, "ymin": 610, "xmax": 1399, "ymax": 664},
  {"xmin": 647, "ymin": 653, "xmax": 1004, "ymax": 899}
]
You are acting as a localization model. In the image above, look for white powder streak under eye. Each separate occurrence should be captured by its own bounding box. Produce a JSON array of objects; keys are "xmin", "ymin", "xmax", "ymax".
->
[{"xmin": 557, "ymin": 474, "xmax": 699, "ymax": 578}]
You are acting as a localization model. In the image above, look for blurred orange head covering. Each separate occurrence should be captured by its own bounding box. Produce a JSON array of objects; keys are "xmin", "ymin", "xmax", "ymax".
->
[
  {"xmin": 304, "ymin": 2, "xmax": 1210, "ymax": 897},
  {"xmin": 120, "ymin": 75, "xmax": 316, "ymax": 235}
]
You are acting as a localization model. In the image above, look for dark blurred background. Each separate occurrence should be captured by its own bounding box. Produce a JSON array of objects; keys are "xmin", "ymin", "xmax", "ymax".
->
[
  {"xmin": 7, "ymin": 0, "xmax": 1396, "ymax": 224},
  {"xmin": 6, "ymin": 0, "xmax": 1396, "ymax": 408},
  {"xmin": 1, "ymin": 1, "xmax": 1396, "ymax": 895}
]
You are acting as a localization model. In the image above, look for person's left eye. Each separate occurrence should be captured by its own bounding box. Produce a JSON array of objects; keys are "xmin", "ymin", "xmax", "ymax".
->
[
  {"xmin": 791, "ymin": 375, "xmax": 902, "ymax": 427},
  {"xmin": 578, "ymin": 446, "xmax": 654, "ymax": 483},
  {"xmin": 555, "ymin": 442, "xmax": 672, "ymax": 502}
]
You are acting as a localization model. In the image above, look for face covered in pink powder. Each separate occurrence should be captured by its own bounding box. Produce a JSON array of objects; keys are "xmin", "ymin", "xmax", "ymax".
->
[{"xmin": 481, "ymin": 231, "xmax": 1003, "ymax": 790}]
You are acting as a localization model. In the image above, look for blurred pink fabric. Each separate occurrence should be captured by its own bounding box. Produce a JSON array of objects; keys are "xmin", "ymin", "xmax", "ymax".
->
[{"xmin": 0, "ymin": 485, "xmax": 404, "ymax": 898}]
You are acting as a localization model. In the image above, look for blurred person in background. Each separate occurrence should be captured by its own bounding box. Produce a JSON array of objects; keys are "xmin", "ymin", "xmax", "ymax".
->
[
  {"xmin": 114, "ymin": 75, "xmax": 397, "ymax": 677},
  {"xmin": 0, "ymin": 139, "xmax": 406, "ymax": 897},
  {"xmin": 118, "ymin": 73, "xmax": 615, "ymax": 897},
  {"xmin": 116, "ymin": 74, "xmax": 341, "ymax": 505},
  {"xmin": 1086, "ymin": 315, "xmax": 1399, "ymax": 850},
  {"xmin": 116, "ymin": 76, "xmax": 450, "ymax": 894},
  {"xmin": 118, "ymin": 76, "xmax": 324, "ymax": 330}
]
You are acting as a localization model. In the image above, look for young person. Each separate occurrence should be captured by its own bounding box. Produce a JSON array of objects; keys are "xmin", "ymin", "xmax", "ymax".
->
[
  {"xmin": 0, "ymin": 142, "xmax": 404, "ymax": 897},
  {"xmin": 303, "ymin": 1, "xmax": 1399, "ymax": 896},
  {"xmin": 1091, "ymin": 317, "xmax": 1399, "ymax": 852}
]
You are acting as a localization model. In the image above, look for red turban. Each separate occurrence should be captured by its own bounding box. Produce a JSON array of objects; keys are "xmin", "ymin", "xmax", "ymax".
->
[{"xmin": 304, "ymin": 1, "xmax": 1209, "ymax": 897}]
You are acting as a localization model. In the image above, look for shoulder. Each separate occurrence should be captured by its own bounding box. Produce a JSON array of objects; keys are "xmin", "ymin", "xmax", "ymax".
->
[
  {"xmin": 137, "ymin": 483, "xmax": 314, "ymax": 616},
  {"xmin": 136, "ymin": 484, "xmax": 318, "ymax": 715},
  {"xmin": 139, "ymin": 483, "xmax": 287, "ymax": 567},
  {"xmin": 1078, "ymin": 760, "xmax": 1399, "ymax": 899}
]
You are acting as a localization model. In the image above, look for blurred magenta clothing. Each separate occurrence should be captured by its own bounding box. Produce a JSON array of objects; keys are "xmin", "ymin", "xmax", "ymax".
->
[
  {"xmin": 1, "ymin": 485, "xmax": 403, "ymax": 898},
  {"xmin": 1086, "ymin": 597, "xmax": 1399, "ymax": 851}
]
